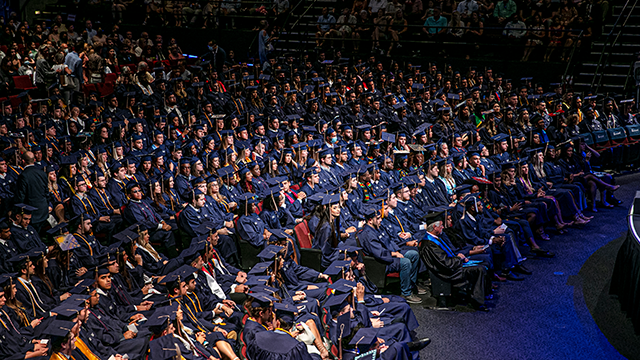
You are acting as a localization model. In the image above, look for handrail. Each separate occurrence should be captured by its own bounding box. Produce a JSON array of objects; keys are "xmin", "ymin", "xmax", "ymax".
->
[
  {"xmin": 289, "ymin": 0, "xmax": 320, "ymax": 31},
  {"xmin": 590, "ymin": 0, "xmax": 638, "ymax": 91},
  {"xmin": 594, "ymin": 0, "xmax": 640, "ymax": 92},
  {"xmin": 622, "ymin": 59, "xmax": 636, "ymax": 91},
  {"xmin": 562, "ymin": 30, "xmax": 584, "ymax": 89}
]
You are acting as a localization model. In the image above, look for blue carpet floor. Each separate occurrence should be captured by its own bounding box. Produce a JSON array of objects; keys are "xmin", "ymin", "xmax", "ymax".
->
[{"xmin": 412, "ymin": 172, "xmax": 640, "ymax": 360}]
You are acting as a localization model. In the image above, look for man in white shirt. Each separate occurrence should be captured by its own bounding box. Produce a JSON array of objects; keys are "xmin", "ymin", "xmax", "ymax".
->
[{"xmin": 456, "ymin": 0, "xmax": 479, "ymax": 20}]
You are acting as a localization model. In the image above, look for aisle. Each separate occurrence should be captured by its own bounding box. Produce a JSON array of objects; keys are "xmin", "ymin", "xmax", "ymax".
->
[{"xmin": 414, "ymin": 172, "xmax": 640, "ymax": 360}]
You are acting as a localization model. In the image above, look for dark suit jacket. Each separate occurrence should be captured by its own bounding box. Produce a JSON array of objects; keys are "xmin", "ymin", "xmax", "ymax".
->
[{"xmin": 15, "ymin": 164, "xmax": 49, "ymax": 224}]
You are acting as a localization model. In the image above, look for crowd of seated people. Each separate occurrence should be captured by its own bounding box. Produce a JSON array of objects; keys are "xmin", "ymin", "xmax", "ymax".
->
[
  {"xmin": 0, "ymin": 4, "xmax": 636, "ymax": 359},
  {"xmin": 314, "ymin": 0, "xmax": 604, "ymax": 60}
]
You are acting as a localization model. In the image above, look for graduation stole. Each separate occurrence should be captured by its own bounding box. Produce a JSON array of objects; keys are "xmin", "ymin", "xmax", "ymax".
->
[
  {"xmin": 51, "ymin": 353, "xmax": 77, "ymax": 360},
  {"xmin": 95, "ymin": 188, "xmax": 115, "ymax": 211},
  {"xmin": 74, "ymin": 337, "xmax": 101, "ymax": 360},
  {"xmin": 426, "ymin": 234, "xmax": 455, "ymax": 257},
  {"xmin": 358, "ymin": 181, "xmax": 372, "ymax": 202},
  {"xmin": 17, "ymin": 278, "xmax": 46, "ymax": 317},
  {"xmin": 75, "ymin": 194, "xmax": 97, "ymax": 215},
  {"xmin": 178, "ymin": 298, "xmax": 207, "ymax": 332},
  {"xmin": 73, "ymin": 233, "xmax": 94, "ymax": 257}
]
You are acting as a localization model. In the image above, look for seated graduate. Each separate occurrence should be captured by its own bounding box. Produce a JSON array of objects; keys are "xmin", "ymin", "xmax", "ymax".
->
[
  {"xmin": 9, "ymin": 204, "xmax": 47, "ymax": 254},
  {"xmin": 0, "ymin": 219, "xmax": 19, "ymax": 273},
  {"xmin": 10, "ymin": 251, "xmax": 54, "ymax": 319},
  {"xmin": 47, "ymin": 295, "xmax": 120, "ymax": 360},
  {"xmin": 322, "ymin": 290, "xmax": 429, "ymax": 360},
  {"xmin": 0, "ymin": 274, "xmax": 50, "ymax": 360},
  {"xmin": 123, "ymin": 181, "xmax": 178, "ymax": 257},
  {"xmin": 161, "ymin": 266, "xmax": 239, "ymax": 359},
  {"xmin": 236, "ymin": 193, "xmax": 271, "ymax": 248},
  {"xmin": 357, "ymin": 204, "xmax": 422, "ymax": 304},
  {"xmin": 457, "ymin": 195, "xmax": 526, "ymax": 281},
  {"xmin": 328, "ymin": 277, "xmax": 420, "ymax": 336},
  {"xmin": 271, "ymin": 301, "xmax": 330, "ymax": 360},
  {"xmin": 261, "ymin": 242, "xmax": 330, "ymax": 302},
  {"xmin": 180, "ymin": 240, "xmax": 244, "ymax": 332},
  {"xmin": 94, "ymin": 252, "xmax": 151, "ymax": 323},
  {"xmin": 419, "ymin": 209, "xmax": 491, "ymax": 311},
  {"xmin": 99, "ymin": 246, "xmax": 157, "ymax": 316},
  {"xmin": 71, "ymin": 214, "xmax": 106, "ymax": 269},
  {"xmin": 248, "ymin": 312, "xmax": 315, "ymax": 360},
  {"xmin": 123, "ymin": 222, "xmax": 183, "ymax": 276},
  {"xmin": 85, "ymin": 269, "xmax": 150, "ymax": 359},
  {"xmin": 147, "ymin": 301, "xmax": 239, "ymax": 360},
  {"xmin": 200, "ymin": 231, "xmax": 251, "ymax": 303},
  {"xmin": 44, "ymin": 223, "xmax": 86, "ymax": 294},
  {"xmin": 69, "ymin": 175, "xmax": 121, "ymax": 242}
]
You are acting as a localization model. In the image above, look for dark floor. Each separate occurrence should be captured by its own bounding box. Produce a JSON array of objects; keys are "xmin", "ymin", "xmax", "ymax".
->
[{"xmin": 413, "ymin": 172, "xmax": 640, "ymax": 360}]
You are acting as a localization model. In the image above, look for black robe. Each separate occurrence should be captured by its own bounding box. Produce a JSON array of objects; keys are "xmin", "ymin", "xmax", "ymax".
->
[{"xmin": 419, "ymin": 233, "xmax": 487, "ymax": 306}]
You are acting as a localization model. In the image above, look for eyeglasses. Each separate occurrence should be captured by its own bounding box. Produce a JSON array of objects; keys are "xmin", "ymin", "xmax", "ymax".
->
[{"xmin": 131, "ymin": 189, "xmax": 141, "ymax": 194}]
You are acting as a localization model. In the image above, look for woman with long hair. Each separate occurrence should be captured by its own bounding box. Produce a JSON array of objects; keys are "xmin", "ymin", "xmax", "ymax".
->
[
  {"xmin": 76, "ymin": 154, "xmax": 93, "ymax": 190},
  {"xmin": 499, "ymin": 164, "xmax": 551, "ymax": 241},
  {"xmin": 134, "ymin": 223, "xmax": 181, "ymax": 276},
  {"xmin": 530, "ymin": 148, "xmax": 591, "ymax": 224},
  {"xmin": 432, "ymin": 108, "xmax": 456, "ymax": 142},
  {"xmin": 437, "ymin": 159, "xmax": 457, "ymax": 197},
  {"xmin": 515, "ymin": 161, "xmax": 570, "ymax": 233},
  {"xmin": 47, "ymin": 166, "xmax": 66, "ymax": 223},
  {"xmin": 32, "ymin": 253, "xmax": 71, "ymax": 305},
  {"xmin": 2, "ymin": 276, "xmax": 42, "ymax": 330},
  {"xmin": 315, "ymin": 195, "xmax": 344, "ymax": 268},
  {"xmin": 558, "ymin": 141, "xmax": 620, "ymax": 212},
  {"xmin": 57, "ymin": 159, "xmax": 77, "ymax": 199},
  {"xmin": 393, "ymin": 153, "xmax": 410, "ymax": 180},
  {"xmin": 46, "ymin": 244, "xmax": 82, "ymax": 294},
  {"xmin": 162, "ymin": 174, "xmax": 184, "ymax": 217}
]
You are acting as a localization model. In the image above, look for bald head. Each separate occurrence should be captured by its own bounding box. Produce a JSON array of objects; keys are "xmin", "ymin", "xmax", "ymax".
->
[{"xmin": 22, "ymin": 151, "xmax": 35, "ymax": 165}]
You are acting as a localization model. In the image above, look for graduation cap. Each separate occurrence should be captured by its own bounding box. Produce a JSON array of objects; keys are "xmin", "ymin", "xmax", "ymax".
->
[
  {"xmin": 47, "ymin": 221, "xmax": 69, "ymax": 236},
  {"xmin": 248, "ymin": 261, "xmax": 272, "ymax": 275},
  {"xmin": 323, "ymin": 293, "xmax": 351, "ymax": 317},
  {"xmin": 348, "ymin": 327, "xmax": 379, "ymax": 352},
  {"xmin": 257, "ymin": 245, "xmax": 284, "ymax": 260},
  {"xmin": 146, "ymin": 302, "xmax": 180, "ymax": 333},
  {"xmin": 324, "ymin": 260, "xmax": 351, "ymax": 276},
  {"xmin": 249, "ymin": 284, "xmax": 279, "ymax": 295},
  {"xmin": 70, "ymin": 279, "xmax": 95, "ymax": 294},
  {"xmin": 181, "ymin": 242, "xmax": 207, "ymax": 265},
  {"xmin": 248, "ymin": 292, "xmax": 276, "ymax": 308},
  {"xmin": 490, "ymin": 133, "xmax": 509, "ymax": 143},
  {"xmin": 113, "ymin": 229, "xmax": 139, "ymax": 244},
  {"xmin": 13, "ymin": 203, "xmax": 37, "ymax": 215},
  {"xmin": 327, "ymin": 279, "xmax": 356, "ymax": 296},
  {"xmin": 41, "ymin": 319, "xmax": 75, "ymax": 339},
  {"xmin": 335, "ymin": 244, "xmax": 361, "ymax": 253},
  {"xmin": 0, "ymin": 273, "xmax": 16, "ymax": 289},
  {"xmin": 245, "ymin": 275, "xmax": 272, "ymax": 287},
  {"xmin": 56, "ymin": 233, "xmax": 81, "ymax": 251},
  {"xmin": 380, "ymin": 132, "xmax": 395, "ymax": 143},
  {"xmin": 149, "ymin": 335, "xmax": 182, "ymax": 360},
  {"xmin": 273, "ymin": 302, "xmax": 297, "ymax": 324},
  {"xmin": 51, "ymin": 301, "xmax": 84, "ymax": 321}
]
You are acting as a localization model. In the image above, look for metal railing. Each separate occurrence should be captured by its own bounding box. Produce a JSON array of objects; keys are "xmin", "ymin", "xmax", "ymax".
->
[
  {"xmin": 279, "ymin": 21, "xmax": 583, "ymax": 59},
  {"xmin": 590, "ymin": 0, "xmax": 639, "ymax": 92}
]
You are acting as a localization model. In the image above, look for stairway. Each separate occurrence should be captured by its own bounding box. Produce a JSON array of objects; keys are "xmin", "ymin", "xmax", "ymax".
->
[
  {"xmin": 572, "ymin": 2, "xmax": 640, "ymax": 95},
  {"xmin": 276, "ymin": 0, "xmax": 341, "ymax": 56}
]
